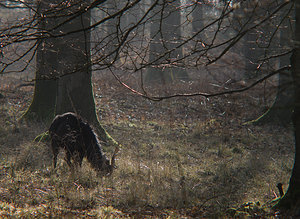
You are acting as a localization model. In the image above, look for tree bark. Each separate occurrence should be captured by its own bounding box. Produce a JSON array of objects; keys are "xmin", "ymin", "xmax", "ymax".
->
[
  {"xmin": 23, "ymin": 0, "xmax": 58, "ymax": 123},
  {"xmin": 275, "ymin": 1, "xmax": 300, "ymax": 215},
  {"xmin": 253, "ymin": 68, "xmax": 294, "ymax": 126},
  {"xmin": 22, "ymin": 43, "xmax": 57, "ymax": 123},
  {"xmin": 24, "ymin": 0, "xmax": 116, "ymax": 145},
  {"xmin": 254, "ymin": 3, "xmax": 294, "ymax": 126}
]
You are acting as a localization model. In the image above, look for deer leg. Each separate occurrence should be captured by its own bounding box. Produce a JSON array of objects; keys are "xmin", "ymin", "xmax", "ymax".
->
[
  {"xmin": 79, "ymin": 153, "xmax": 84, "ymax": 167},
  {"xmin": 73, "ymin": 151, "xmax": 83, "ymax": 168},
  {"xmin": 65, "ymin": 151, "xmax": 72, "ymax": 168},
  {"xmin": 51, "ymin": 140, "xmax": 59, "ymax": 169}
]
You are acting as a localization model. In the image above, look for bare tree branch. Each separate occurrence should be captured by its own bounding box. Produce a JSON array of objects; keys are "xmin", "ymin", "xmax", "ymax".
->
[{"xmin": 109, "ymin": 65, "xmax": 291, "ymax": 101}]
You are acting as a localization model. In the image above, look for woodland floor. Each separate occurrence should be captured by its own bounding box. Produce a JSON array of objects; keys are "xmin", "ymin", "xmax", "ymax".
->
[{"xmin": 0, "ymin": 69, "xmax": 295, "ymax": 218}]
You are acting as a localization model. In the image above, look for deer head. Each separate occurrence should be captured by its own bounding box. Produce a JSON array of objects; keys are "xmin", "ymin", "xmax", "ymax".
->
[{"xmin": 101, "ymin": 146, "xmax": 119, "ymax": 176}]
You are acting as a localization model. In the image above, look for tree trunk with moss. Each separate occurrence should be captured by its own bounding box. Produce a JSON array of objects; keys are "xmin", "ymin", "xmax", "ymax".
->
[
  {"xmin": 24, "ymin": 0, "xmax": 116, "ymax": 145},
  {"xmin": 23, "ymin": 47, "xmax": 57, "ymax": 123},
  {"xmin": 275, "ymin": 1, "xmax": 300, "ymax": 215},
  {"xmin": 54, "ymin": 1, "xmax": 116, "ymax": 144},
  {"xmin": 23, "ymin": 0, "xmax": 57, "ymax": 123},
  {"xmin": 254, "ymin": 3, "xmax": 294, "ymax": 126}
]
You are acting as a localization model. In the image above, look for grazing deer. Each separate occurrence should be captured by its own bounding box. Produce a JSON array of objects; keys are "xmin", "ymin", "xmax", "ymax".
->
[{"xmin": 49, "ymin": 112, "xmax": 118, "ymax": 175}]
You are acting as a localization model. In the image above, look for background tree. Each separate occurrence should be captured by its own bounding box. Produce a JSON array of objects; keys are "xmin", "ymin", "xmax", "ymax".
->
[
  {"xmin": 276, "ymin": 0, "xmax": 300, "ymax": 213},
  {"xmin": 254, "ymin": 4, "xmax": 295, "ymax": 126},
  {"xmin": 145, "ymin": 0, "xmax": 188, "ymax": 83},
  {"xmin": 191, "ymin": 0, "xmax": 204, "ymax": 41},
  {"xmin": 103, "ymin": 0, "xmax": 120, "ymax": 64}
]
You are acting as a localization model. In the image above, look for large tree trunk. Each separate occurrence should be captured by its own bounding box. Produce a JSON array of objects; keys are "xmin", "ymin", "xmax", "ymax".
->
[
  {"xmin": 145, "ymin": 0, "xmax": 188, "ymax": 83},
  {"xmin": 23, "ymin": 0, "xmax": 58, "ymax": 123},
  {"xmin": 53, "ymin": 1, "xmax": 114, "ymax": 144},
  {"xmin": 54, "ymin": 4, "xmax": 95, "ymax": 121},
  {"xmin": 23, "ymin": 43, "xmax": 57, "ymax": 123},
  {"xmin": 253, "ymin": 2, "xmax": 294, "ymax": 126},
  {"xmin": 254, "ymin": 70, "xmax": 294, "ymax": 126},
  {"xmin": 24, "ymin": 0, "xmax": 116, "ymax": 145},
  {"xmin": 275, "ymin": 1, "xmax": 300, "ymax": 215}
]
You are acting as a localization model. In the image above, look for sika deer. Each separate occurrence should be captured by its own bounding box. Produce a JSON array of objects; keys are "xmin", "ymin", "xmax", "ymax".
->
[{"xmin": 49, "ymin": 112, "xmax": 118, "ymax": 175}]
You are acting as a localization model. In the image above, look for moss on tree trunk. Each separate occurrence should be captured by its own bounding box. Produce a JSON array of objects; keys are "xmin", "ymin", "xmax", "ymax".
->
[
  {"xmin": 23, "ymin": 79, "xmax": 57, "ymax": 123},
  {"xmin": 274, "ymin": 2, "xmax": 300, "ymax": 214},
  {"xmin": 252, "ymin": 5, "xmax": 294, "ymax": 126},
  {"xmin": 252, "ymin": 70, "xmax": 294, "ymax": 126}
]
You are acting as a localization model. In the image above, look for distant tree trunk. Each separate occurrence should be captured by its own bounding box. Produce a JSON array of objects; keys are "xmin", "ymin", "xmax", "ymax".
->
[
  {"xmin": 192, "ymin": 0, "xmax": 204, "ymax": 38},
  {"xmin": 192, "ymin": 0, "xmax": 206, "ymax": 42},
  {"xmin": 145, "ymin": 0, "xmax": 188, "ymax": 83},
  {"xmin": 23, "ymin": 0, "xmax": 57, "ymax": 123},
  {"xmin": 242, "ymin": 0, "xmax": 267, "ymax": 79},
  {"xmin": 105, "ymin": 0, "xmax": 120, "ymax": 64},
  {"xmin": 276, "ymin": 1, "xmax": 300, "ymax": 215},
  {"xmin": 243, "ymin": 30, "xmax": 259, "ymax": 78},
  {"xmin": 253, "ymin": 3, "xmax": 294, "ymax": 126}
]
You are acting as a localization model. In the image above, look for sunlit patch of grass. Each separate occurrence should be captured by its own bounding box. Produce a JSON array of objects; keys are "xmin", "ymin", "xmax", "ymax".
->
[
  {"xmin": 12, "ymin": 143, "xmax": 52, "ymax": 171},
  {"xmin": 112, "ymin": 120, "xmax": 292, "ymax": 212},
  {"xmin": 0, "ymin": 201, "xmax": 125, "ymax": 218},
  {"xmin": 114, "ymin": 156, "xmax": 186, "ymax": 208}
]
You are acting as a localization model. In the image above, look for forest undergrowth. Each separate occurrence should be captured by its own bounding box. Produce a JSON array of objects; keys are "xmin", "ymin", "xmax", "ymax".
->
[{"xmin": 0, "ymin": 71, "xmax": 294, "ymax": 218}]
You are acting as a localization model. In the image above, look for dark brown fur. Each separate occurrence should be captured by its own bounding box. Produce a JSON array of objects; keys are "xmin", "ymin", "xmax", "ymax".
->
[{"xmin": 49, "ymin": 112, "xmax": 115, "ymax": 175}]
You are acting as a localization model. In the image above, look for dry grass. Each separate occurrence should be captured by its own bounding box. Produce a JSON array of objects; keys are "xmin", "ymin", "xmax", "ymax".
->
[{"xmin": 0, "ymin": 72, "xmax": 294, "ymax": 217}]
